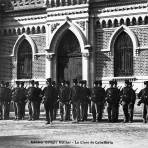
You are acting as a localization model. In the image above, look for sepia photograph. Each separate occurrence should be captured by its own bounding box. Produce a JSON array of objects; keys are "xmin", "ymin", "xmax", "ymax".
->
[{"xmin": 0, "ymin": 0, "xmax": 148, "ymax": 147}]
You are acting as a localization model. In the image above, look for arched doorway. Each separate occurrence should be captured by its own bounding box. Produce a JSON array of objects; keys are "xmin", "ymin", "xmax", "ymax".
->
[
  {"xmin": 57, "ymin": 30, "xmax": 82, "ymax": 84},
  {"xmin": 114, "ymin": 31, "xmax": 133, "ymax": 77},
  {"xmin": 17, "ymin": 39, "xmax": 32, "ymax": 79}
]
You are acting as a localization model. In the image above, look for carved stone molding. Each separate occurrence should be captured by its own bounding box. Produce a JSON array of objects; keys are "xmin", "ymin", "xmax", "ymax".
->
[
  {"xmin": 82, "ymin": 52, "xmax": 89, "ymax": 58},
  {"xmin": 46, "ymin": 53, "xmax": 55, "ymax": 60},
  {"xmin": 51, "ymin": 23, "xmax": 60, "ymax": 33},
  {"xmin": 76, "ymin": 21, "xmax": 85, "ymax": 31}
]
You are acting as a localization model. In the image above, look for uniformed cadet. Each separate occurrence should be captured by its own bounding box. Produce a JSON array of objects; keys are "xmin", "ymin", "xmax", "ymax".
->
[
  {"xmin": 65, "ymin": 81, "xmax": 71, "ymax": 121},
  {"xmin": 113, "ymin": 80, "xmax": 120, "ymax": 122},
  {"xmin": 128, "ymin": 82, "xmax": 136, "ymax": 123},
  {"xmin": 120, "ymin": 80, "xmax": 134, "ymax": 123},
  {"xmin": 5, "ymin": 82, "xmax": 12, "ymax": 119},
  {"xmin": 52, "ymin": 81, "xmax": 59, "ymax": 120},
  {"xmin": 80, "ymin": 80, "xmax": 90, "ymax": 121},
  {"xmin": 0, "ymin": 81, "xmax": 8, "ymax": 120},
  {"xmin": 27, "ymin": 80, "xmax": 37, "ymax": 120},
  {"xmin": 91, "ymin": 80, "xmax": 105, "ymax": 122},
  {"xmin": 34, "ymin": 81, "xmax": 43, "ymax": 120},
  {"xmin": 20, "ymin": 81, "xmax": 27, "ymax": 120},
  {"xmin": 71, "ymin": 79, "xmax": 81, "ymax": 123},
  {"xmin": 12, "ymin": 81, "xmax": 22, "ymax": 120},
  {"xmin": 137, "ymin": 81, "xmax": 148, "ymax": 123},
  {"xmin": 106, "ymin": 80, "xmax": 119, "ymax": 122},
  {"xmin": 43, "ymin": 78, "xmax": 56, "ymax": 124},
  {"xmin": 59, "ymin": 80, "xmax": 71, "ymax": 121}
]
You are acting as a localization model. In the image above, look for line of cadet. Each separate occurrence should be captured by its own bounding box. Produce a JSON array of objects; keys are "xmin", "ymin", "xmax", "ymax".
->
[{"xmin": 0, "ymin": 78, "xmax": 148, "ymax": 124}]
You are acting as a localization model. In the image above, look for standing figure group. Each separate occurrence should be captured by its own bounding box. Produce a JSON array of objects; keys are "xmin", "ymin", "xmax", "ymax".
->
[{"xmin": 1, "ymin": 78, "xmax": 148, "ymax": 124}]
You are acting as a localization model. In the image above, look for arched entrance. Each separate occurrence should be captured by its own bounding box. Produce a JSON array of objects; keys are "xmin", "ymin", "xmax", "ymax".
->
[
  {"xmin": 57, "ymin": 30, "xmax": 82, "ymax": 84},
  {"xmin": 17, "ymin": 39, "xmax": 32, "ymax": 79},
  {"xmin": 114, "ymin": 31, "xmax": 133, "ymax": 77}
]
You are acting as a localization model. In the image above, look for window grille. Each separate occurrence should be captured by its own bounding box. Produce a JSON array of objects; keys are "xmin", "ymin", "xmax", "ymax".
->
[
  {"xmin": 17, "ymin": 39, "xmax": 32, "ymax": 79},
  {"xmin": 114, "ymin": 32, "xmax": 133, "ymax": 77}
]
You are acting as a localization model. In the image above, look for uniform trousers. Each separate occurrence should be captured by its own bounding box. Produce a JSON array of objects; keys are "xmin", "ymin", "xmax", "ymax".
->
[
  {"xmin": 91, "ymin": 101, "xmax": 104, "ymax": 121},
  {"xmin": 59, "ymin": 102, "xmax": 69, "ymax": 121},
  {"xmin": 122, "ymin": 102, "xmax": 135, "ymax": 122},
  {"xmin": 28, "ymin": 101, "xmax": 38, "ymax": 120},
  {"xmin": 72, "ymin": 100, "xmax": 80, "ymax": 122},
  {"xmin": 0, "ymin": 102, "xmax": 8, "ymax": 119},
  {"xmin": 142, "ymin": 104, "xmax": 148, "ymax": 122},
  {"xmin": 44, "ymin": 102, "xmax": 54, "ymax": 123},
  {"xmin": 107, "ymin": 103, "xmax": 117, "ymax": 122},
  {"xmin": 20, "ymin": 101, "xmax": 26, "ymax": 119},
  {"xmin": 13, "ymin": 101, "xmax": 21, "ymax": 119},
  {"xmin": 36, "ymin": 101, "xmax": 41, "ymax": 119},
  {"xmin": 80, "ymin": 101, "xmax": 88, "ymax": 121}
]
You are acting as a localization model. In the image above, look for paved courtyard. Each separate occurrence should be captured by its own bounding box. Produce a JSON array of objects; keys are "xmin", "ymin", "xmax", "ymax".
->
[{"xmin": 0, "ymin": 109, "xmax": 148, "ymax": 148}]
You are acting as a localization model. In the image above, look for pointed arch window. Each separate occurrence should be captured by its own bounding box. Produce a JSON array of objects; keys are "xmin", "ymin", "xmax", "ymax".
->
[
  {"xmin": 114, "ymin": 32, "xmax": 133, "ymax": 77},
  {"xmin": 17, "ymin": 39, "xmax": 32, "ymax": 79}
]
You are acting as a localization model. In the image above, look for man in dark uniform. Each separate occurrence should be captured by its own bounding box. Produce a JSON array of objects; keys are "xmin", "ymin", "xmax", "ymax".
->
[
  {"xmin": 20, "ymin": 81, "xmax": 27, "ymax": 120},
  {"xmin": 80, "ymin": 80, "xmax": 90, "ymax": 121},
  {"xmin": 52, "ymin": 81, "xmax": 59, "ymax": 120},
  {"xmin": 113, "ymin": 80, "xmax": 120, "ymax": 122},
  {"xmin": 91, "ymin": 80, "xmax": 105, "ymax": 122},
  {"xmin": 12, "ymin": 81, "xmax": 22, "ymax": 120},
  {"xmin": 43, "ymin": 78, "xmax": 56, "ymax": 124},
  {"xmin": 27, "ymin": 80, "xmax": 37, "ymax": 120},
  {"xmin": 0, "ymin": 81, "xmax": 8, "ymax": 120},
  {"xmin": 65, "ymin": 81, "xmax": 71, "ymax": 121},
  {"xmin": 34, "ymin": 81, "xmax": 42, "ymax": 120},
  {"xmin": 106, "ymin": 80, "xmax": 119, "ymax": 122},
  {"xmin": 128, "ymin": 82, "xmax": 136, "ymax": 123},
  {"xmin": 59, "ymin": 80, "xmax": 71, "ymax": 121},
  {"xmin": 138, "ymin": 81, "xmax": 148, "ymax": 123},
  {"xmin": 5, "ymin": 82, "xmax": 12, "ymax": 119},
  {"xmin": 120, "ymin": 80, "xmax": 134, "ymax": 123},
  {"xmin": 71, "ymin": 79, "xmax": 81, "ymax": 123}
]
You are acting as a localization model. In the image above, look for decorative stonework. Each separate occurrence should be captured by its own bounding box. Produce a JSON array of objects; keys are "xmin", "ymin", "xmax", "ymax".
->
[
  {"xmin": 82, "ymin": 52, "xmax": 89, "ymax": 57},
  {"xmin": 51, "ymin": 23, "xmax": 60, "ymax": 33},
  {"xmin": 46, "ymin": 53, "xmax": 55, "ymax": 60},
  {"xmin": 76, "ymin": 21, "xmax": 85, "ymax": 31}
]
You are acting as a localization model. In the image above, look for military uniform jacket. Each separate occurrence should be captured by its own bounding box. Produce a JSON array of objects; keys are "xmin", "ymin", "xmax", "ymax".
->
[
  {"xmin": 120, "ymin": 86, "xmax": 133, "ymax": 104},
  {"xmin": 0, "ymin": 86, "xmax": 9, "ymax": 102},
  {"xmin": 91, "ymin": 87, "xmax": 105, "ymax": 103},
  {"xmin": 5, "ymin": 87, "xmax": 12, "ymax": 103},
  {"xmin": 81, "ymin": 87, "xmax": 90, "ymax": 103},
  {"xmin": 20, "ymin": 87, "xmax": 27, "ymax": 102},
  {"xmin": 59, "ymin": 86, "xmax": 71, "ymax": 103},
  {"xmin": 27, "ymin": 86, "xmax": 36, "ymax": 102},
  {"xmin": 43, "ymin": 85, "xmax": 56, "ymax": 104},
  {"xmin": 35, "ymin": 87, "xmax": 42, "ymax": 102},
  {"xmin": 138, "ymin": 87, "xmax": 148, "ymax": 105},
  {"xmin": 71, "ymin": 85, "xmax": 81, "ymax": 103},
  {"xmin": 12, "ymin": 87, "xmax": 23, "ymax": 102},
  {"xmin": 106, "ymin": 87, "xmax": 119, "ymax": 104}
]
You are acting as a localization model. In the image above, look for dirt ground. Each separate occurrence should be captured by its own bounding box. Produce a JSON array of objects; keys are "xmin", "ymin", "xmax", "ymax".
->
[{"xmin": 0, "ymin": 103, "xmax": 147, "ymax": 148}]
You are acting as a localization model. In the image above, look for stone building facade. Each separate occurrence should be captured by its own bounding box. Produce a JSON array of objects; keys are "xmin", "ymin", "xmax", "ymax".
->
[{"xmin": 0, "ymin": 0, "xmax": 148, "ymax": 91}]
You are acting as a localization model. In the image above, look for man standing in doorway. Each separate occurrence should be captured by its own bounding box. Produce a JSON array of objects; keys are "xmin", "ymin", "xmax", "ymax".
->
[
  {"xmin": 71, "ymin": 79, "xmax": 81, "ymax": 123},
  {"xmin": 43, "ymin": 78, "xmax": 56, "ymax": 124}
]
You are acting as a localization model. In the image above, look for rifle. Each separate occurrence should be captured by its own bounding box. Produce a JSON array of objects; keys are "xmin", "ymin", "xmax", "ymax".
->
[
  {"xmin": 134, "ymin": 88, "xmax": 138, "ymax": 92},
  {"xmin": 103, "ymin": 85, "xmax": 106, "ymax": 89}
]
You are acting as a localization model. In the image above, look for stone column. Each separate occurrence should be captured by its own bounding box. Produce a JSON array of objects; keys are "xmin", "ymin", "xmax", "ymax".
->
[
  {"xmin": 45, "ymin": 53, "xmax": 55, "ymax": 79},
  {"xmin": 46, "ymin": 24, "xmax": 51, "ymax": 48},
  {"xmin": 82, "ymin": 52, "xmax": 89, "ymax": 85}
]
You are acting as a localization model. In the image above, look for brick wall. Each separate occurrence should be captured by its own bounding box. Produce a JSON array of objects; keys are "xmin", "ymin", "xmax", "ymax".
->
[
  {"xmin": 0, "ymin": 34, "xmax": 46, "ymax": 82},
  {"xmin": 0, "ymin": 36, "xmax": 17, "ymax": 81},
  {"xmin": 95, "ymin": 26, "xmax": 148, "ymax": 79}
]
